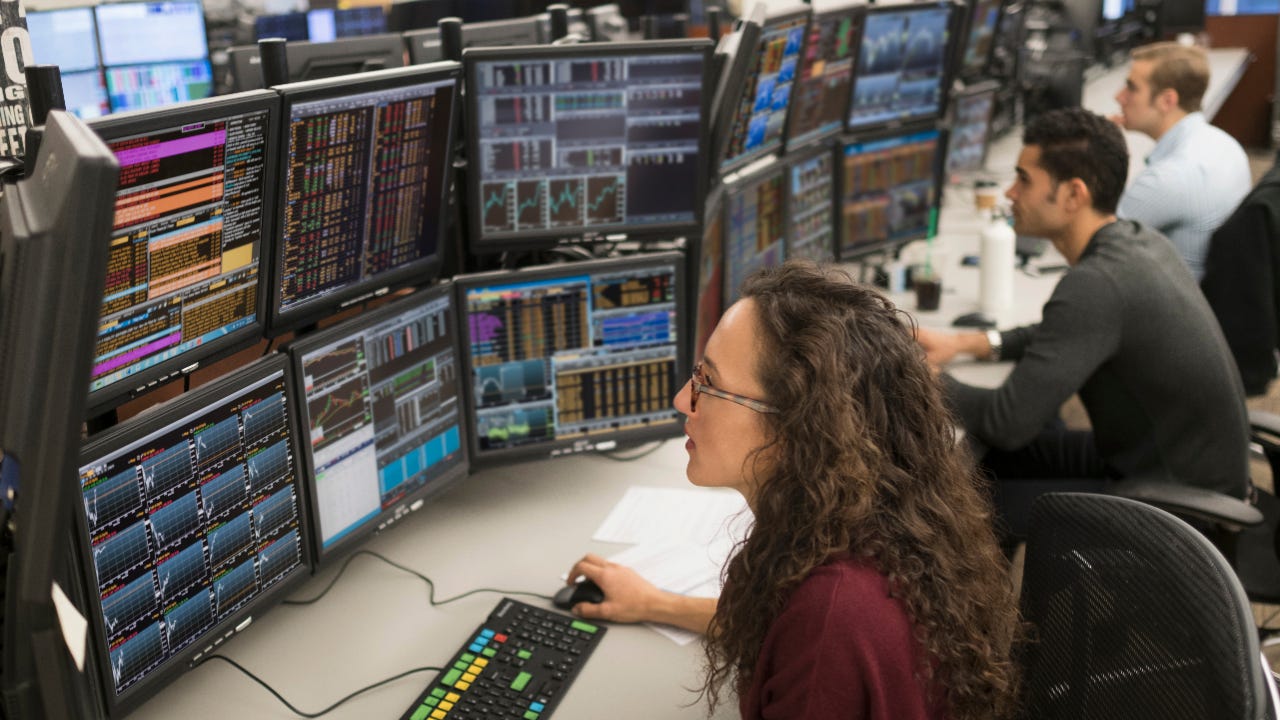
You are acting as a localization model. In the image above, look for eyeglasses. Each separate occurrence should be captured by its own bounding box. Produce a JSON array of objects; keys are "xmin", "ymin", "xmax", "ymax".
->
[{"xmin": 689, "ymin": 362, "xmax": 779, "ymax": 414}]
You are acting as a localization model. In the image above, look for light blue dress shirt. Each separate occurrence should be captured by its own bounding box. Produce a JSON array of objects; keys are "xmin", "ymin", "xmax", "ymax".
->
[{"xmin": 1116, "ymin": 112, "xmax": 1252, "ymax": 279}]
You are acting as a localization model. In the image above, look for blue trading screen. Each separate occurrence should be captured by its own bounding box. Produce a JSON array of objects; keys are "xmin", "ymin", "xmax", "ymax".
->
[
  {"xmin": 90, "ymin": 104, "xmax": 271, "ymax": 400},
  {"xmin": 77, "ymin": 364, "xmax": 305, "ymax": 700},
  {"xmin": 787, "ymin": 150, "xmax": 836, "ymax": 263},
  {"xmin": 946, "ymin": 88, "xmax": 995, "ymax": 174},
  {"xmin": 276, "ymin": 76, "xmax": 455, "ymax": 323},
  {"xmin": 719, "ymin": 13, "xmax": 808, "ymax": 171},
  {"xmin": 470, "ymin": 49, "xmax": 706, "ymax": 245},
  {"xmin": 961, "ymin": 0, "xmax": 1001, "ymax": 76},
  {"xmin": 786, "ymin": 8, "xmax": 863, "ymax": 149},
  {"xmin": 95, "ymin": 1, "xmax": 212, "ymax": 112},
  {"xmin": 105, "ymin": 61, "xmax": 214, "ymax": 114},
  {"xmin": 463, "ymin": 263, "xmax": 682, "ymax": 456},
  {"xmin": 847, "ymin": 4, "xmax": 951, "ymax": 131},
  {"xmin": 725, "ymin": 166, "xmax": 786, "ymax": 306},
  {"xmin": 27, "ymin": 8, "xmax": 110, "ymax": 118},
  {"xmin": 840, "ymin": 128, "xmax": 942, "ymax": 255},
  {"xmin": 297, "ymin": 291, "xmax": 465, "ymax": 553}
]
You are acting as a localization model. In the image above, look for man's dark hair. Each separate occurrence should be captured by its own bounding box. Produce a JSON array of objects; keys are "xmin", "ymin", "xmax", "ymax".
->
[{"xmin": 1022, "ymin": 108, "xmax": 1129, "ymax": 214}]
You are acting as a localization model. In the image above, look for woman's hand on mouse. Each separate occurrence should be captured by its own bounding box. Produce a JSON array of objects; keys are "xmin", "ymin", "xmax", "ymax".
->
[{"xmin": 564, "ymin": 553, "xmax": 666, "ymax": 623}]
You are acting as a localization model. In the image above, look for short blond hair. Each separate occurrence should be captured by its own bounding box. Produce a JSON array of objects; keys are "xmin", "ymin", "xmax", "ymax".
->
[{"xmin": 1132, "ymin": 41, "xmax": 1209, "ymax": 113}]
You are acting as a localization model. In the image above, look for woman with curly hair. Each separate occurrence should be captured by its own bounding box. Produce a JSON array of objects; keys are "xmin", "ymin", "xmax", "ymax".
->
[{"xmin": 565, "ymin": 261, "xmax": 1020, "ymax": 719}]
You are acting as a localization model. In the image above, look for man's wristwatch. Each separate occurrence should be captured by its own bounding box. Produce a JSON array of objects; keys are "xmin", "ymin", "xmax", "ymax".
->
[{"xmin": 985, "ymin": 329, "xmax": 1003, "ymax": 362}]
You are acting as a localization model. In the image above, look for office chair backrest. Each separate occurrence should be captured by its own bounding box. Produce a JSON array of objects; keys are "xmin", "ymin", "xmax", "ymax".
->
[
  {"xmin": 1019, "ymin": 492, "xmax": 1269, "ymax": 720},
  {"xmin": 1201, "ymin": 162, "xmax": 1280, "ymax": 397}
]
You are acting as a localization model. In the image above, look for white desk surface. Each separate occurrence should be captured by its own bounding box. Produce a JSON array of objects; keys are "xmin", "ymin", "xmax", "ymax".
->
[{"xmin": 122, "ymin": 48, "xmax": 1251, "ymax": 720}]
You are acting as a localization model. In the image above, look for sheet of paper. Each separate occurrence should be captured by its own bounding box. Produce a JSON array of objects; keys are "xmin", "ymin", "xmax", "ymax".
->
[
  {"xmin": 593, "ymin": 486, "xmax": 752, "ymax": 548},
  {"xmin": 607, "ymin": 541, "xmax": 723, "ymax": 647}
]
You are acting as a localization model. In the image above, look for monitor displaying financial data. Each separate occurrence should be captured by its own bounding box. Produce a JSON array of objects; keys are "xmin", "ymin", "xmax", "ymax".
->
[
  {"xmin": 290, "ymin": 285, "xmax": 468, "ymax": 561},
  {"xmin": 946, "ymin": 84, "xmax": 996, "ymax": 174},
  {"xmin": 786, "ymin": 144, "xmax": 836, "ymax": 263},
  {"xmin": 464, "ymin": 40, "xmax": 712, "ymax": 252},
  {"xmin": 27, "ymin": 7, "xmax": 110, "ymax": 118},
  {"xmin": 75, "ymin": 356, "xmax": 309, "ymax": 717},
  {"xmin": 784, "ymin": 2, "xmax": 864, "ymax": 151},
  {"xmin": 269, "ymin": 64, "xmax": 459, "ymax": 335},
  {"xmin": 95, "ymin": 0, "xmax": 213, "ymax": 113},
  {"xmin": 254, "ymin": 7, "xmax": 388, "ymax": 42},
  {"xmin": 87, "ymin": 91, "xmax": 279, "ymax": 413},
  {"xmin": 840, "ymin": 127, "xmax": 944, "ymax": 257},
  {"xmin": 960, "ymin": 0, "xmax": 1002, "ymax": 78},
  {"xmin": 716, "ymin": 6, "xmax": 809, "ymax": 173},
  {"xmin": 847, "ymin": 2, "xmax": 955, "ymax": 132},
  {"xmin": 458, "ymin": 253, "xmax": 687, "ymax": 466},
  {"xmin": 724, "ymin": 161, "xmax": 786, "ymax": 306}
]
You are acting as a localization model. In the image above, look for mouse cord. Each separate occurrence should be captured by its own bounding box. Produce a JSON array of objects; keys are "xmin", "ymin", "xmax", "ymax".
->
[
  {"xmin": 196, "ymin": 654, "xmax": 442, "ymax": 717},
  {"xmin": 282, "ymin": 548, "xmax": 555, "ymax": 607}
]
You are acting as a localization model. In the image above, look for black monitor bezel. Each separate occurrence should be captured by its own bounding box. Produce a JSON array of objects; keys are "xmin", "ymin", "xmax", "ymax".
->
[
  {"xmin": 945, "ymin": 79, "xmax": 998, "ymax": 175},
  {"xmin": 844, "ymin": 0, "xmax": 964, "ymax": 136},
  {"xmin": 782, "ymin": 0, "xmax": 867, "ymax": 153},
  {"xmin": 836, "ymin": 121, "xmax": 949, "ymax": 261},
  {"xmin": 403, "ymin": 29, "xmax": 445, "ymax": 64},
  {"xmin": 720, "ymin": 157, "xmax": 790, "ymax": 307},
  {"xmin": 265, "ymin": 62, "xmax": 462, "ymax": 337},
  {"xmin": 85, "ymin": 90, "xmax": 282, "ymax": 417},
  {"xmin": 782, "ymin": 139, "xmax": 839, "ymax": 264},
  {"xmin": 285, "ymin": 283, "xmax": 470, "ymax": 564},
  {"xmin": 711, "ymin": 2, "xmax": 812, "ymax": 176},
  {"xmin": 462, "ymin": 39, "xmax": 714, "ymax": 254},
  {"xmin": 74, "ymin": 354, "xmax": 313, "ymax": 718},
  {"xmin": 455, "ymin": 251, "xmax": 689, "ymax": 469}
]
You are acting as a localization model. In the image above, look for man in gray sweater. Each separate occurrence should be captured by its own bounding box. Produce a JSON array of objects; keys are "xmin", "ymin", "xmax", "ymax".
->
[{"xmin": 917, "ymin": 108, "xmax": 1250, "ymax": 539}]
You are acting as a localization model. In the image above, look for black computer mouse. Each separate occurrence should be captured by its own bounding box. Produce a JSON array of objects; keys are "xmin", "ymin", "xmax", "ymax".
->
[
  {"xmin": 553, "ymin": 579, "xmax": 606, "ymax": 610},
  {"xmin": 952, "ymin": 311, "xmax": 997, "ymax": 329}
]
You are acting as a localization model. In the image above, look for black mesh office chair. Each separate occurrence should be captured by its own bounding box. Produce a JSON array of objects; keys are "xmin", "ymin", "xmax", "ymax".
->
[{"xmin": 1019, "ymin": 492, "xmax": 1279, "ymax": 720}]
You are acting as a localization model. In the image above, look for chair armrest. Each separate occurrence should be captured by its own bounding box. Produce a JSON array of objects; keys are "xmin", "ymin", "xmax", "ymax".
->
[
  {"xmin": 1110, "ymin": 478, "xmax": 1264, "ymax": 529},
  {"xmin": 1250, "ymin": 409, "xmax": 1280, "ymax": 450}
]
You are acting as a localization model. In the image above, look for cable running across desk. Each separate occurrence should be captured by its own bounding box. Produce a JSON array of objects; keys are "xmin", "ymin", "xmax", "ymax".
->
[{"xmin": 282, "ymin": 549, "xmax": 555, "ymax": 607}]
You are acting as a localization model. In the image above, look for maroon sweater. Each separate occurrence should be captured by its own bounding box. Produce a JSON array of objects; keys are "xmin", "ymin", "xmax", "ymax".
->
[{"xmin": 738, "ymin": 556, "xmax": 943, "ymax": 720}]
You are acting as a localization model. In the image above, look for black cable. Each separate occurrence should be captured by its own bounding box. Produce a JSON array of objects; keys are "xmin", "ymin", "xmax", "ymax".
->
[
  {"xmin": 283, "ymin": 549, "xmax": 554, "ymax": 607},
  {"xmin": 196, "ymin": 654, "xmax": 441, "ymax": 718},
  {"xmin": 183, "ymin": 374, "xmax": 191, "ymax": 392},
  {"xmin": 601, "ymin": 439, "xmax": 666, "ymax": 462},
  {"xmin": 263, "ymin": 337, "xmax": 276, "ymax": 357}
]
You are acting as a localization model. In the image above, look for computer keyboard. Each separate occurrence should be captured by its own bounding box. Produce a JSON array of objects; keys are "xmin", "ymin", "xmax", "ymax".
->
[{"xmin": 400, "ymin": 597, "xmax": 607, "ymax": 720}]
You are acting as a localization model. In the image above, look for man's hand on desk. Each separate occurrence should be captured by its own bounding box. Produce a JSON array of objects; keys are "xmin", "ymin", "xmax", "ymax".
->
[
  {"xmin": 915, "ymin": 327, "xmax": 994, "ymax": 367},
  {"xmin": 565, "ymin": 553, "xmax": 716, "ymax": 634}
]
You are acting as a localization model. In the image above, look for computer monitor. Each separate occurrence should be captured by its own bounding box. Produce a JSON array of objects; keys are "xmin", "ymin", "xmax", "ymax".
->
[
  {"xmin": 1161, "ymin": 0, "xmax": 1205, "ymax": 36},
  {"xmin": 288, "ymin": 284, "xmax": 468, "ymax": 562},
  {"xmin": 86, "ymin": 90, "xmax": 281, "ymax": 415},
  {"xmin": 694, "ymin": 185, "xmax": 723, "ymax": 359},
  {"xmin": 959, "ymin": 0, "xmax": 1003, "ymax": 79},
  {"xmin": 226, "ymin": 34, "xmax": 409, "ymax": 92},
  {"xmin": 95, "ymin": 0, "xmax": 213, "ymax": 112},
  {"xmin": 712, "ymin": 2, "xmax": 809, "ymax": 174},
  {"xmin": 846, "ymin": 0, "xmax": 959, "ymax": 133},
  {"xmin": 1102, "ymin": 0, "xmax": 1134, "ymax": 22},
  {"xmin": 0, "ymin": 111, "xmax": 119, "ymax": 719},
  {"xmin": 783, "ymin": 0, "xmax": 865, "ymax": 152},
  {"xmin": 404, "ymin": 30, "xmax": 445, "ymax": 65},
  {"xmin": 463, "ymin": 40, "xmax": 713, "ymax": 254},
  {"xmin": 785, "ymin": 142, "xmax": 837, "ymax": 263},
  {"xmin": 723, "ymin": 158, "xmax": 786, "ymax": 305},
  {"xmin": 456, "ymin": 252, "xmax": 688, "ymax": 467},
  {"xmin": 460, "ymin": 0, "xmax": 523, "ymax": 22},
  {"xmin": 838, "ymin": 125, "xmax": 946, "ymax": 259},
  {"xmin": 267, "ymin": 63, "xmax": 460, "ymax": 335},
  {"xmin": 26, "ymin": 7, "xmax": 110, "ymax": 118},
  {"xmin": 74, "ymin": 355, "xmax": 310, "ymax": 717},
  {"xmin": 386, "ymin": 0, "xmax": 458, "ymax": 32},
  {"xmin": 254, "ymin": 11, "xmax": 310, "ymax": 41},
  {"xmin": 946, "ymin": 81, "xmax": 996, "ymax": 174},
  {"xmin": 401, "ymin": 15, "xmax": 544, "ymax": 49}
]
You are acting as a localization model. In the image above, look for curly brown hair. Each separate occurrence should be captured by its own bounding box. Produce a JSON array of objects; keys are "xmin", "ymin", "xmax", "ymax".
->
[{"xmin": 701, "ymin": 261, "xmax": 1020, "ymax": 718}]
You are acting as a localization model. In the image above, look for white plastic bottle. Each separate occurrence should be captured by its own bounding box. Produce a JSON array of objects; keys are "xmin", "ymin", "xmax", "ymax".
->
[{"xmin": 980, "ymin": 212, "xmax": 1016, "ymax": 318}]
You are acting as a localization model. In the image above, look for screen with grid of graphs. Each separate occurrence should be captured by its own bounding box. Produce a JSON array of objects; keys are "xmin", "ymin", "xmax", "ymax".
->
[
  {"xmin": 75, "ymin": 356, "xmax": 309, "ymax": 716},
  {"xmin": 840, "ymin": 126, "xmax": 945, "ymax": 258},
  {"xmin": 457, "ymin": 254, "xmax": 687, "ymax": 466},
  {"xmin": 464, "ymin": 40, "xmax": 712, "ymax": 252},
  {"xmin": 87, "ymin": 91, "xmax": 280, "ymax": 414},
  {"xmin": 290, "ymin": 284, "xmax": 468, "ymax": 560},
  {"xmin": 269, "ymin": 64, "xmax": 459, "ymax": 334}
]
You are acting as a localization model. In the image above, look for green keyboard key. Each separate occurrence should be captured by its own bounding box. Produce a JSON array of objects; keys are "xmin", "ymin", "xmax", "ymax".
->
[
  {"xmin": 571, "ymin": 620, "xmax": 598, "ymax": 634},
  {"xmin": 511, "ymin": 671, "xmax": 532, "ymax": 691},
  {"xmin": 517, "ymin": 649, "xmax": 532, "ymax": 660},
  {"xmin": 410, "ymin": 705, "xmax": 433, "ymax": 720},
  {"xmin": 441, "ymin": 668, "xmax": 462, "ymax": 686}
]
